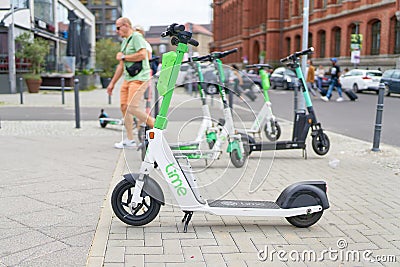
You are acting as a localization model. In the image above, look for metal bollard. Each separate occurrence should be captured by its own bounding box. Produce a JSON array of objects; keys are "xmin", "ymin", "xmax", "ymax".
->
[
  {"xmin": 61, "ymin": 77, "xmax": 65, "ymax": 105},
  {"xmin": 371, "ymin": 83, "xmax": 385, "ymax": 152},
  {"xmin": 19, "ymin": 77, "xmax": 23, "ymax": 104},
  {"xmin": 74, "ymin": 78, "xmax": 81, "ymax": 128}
]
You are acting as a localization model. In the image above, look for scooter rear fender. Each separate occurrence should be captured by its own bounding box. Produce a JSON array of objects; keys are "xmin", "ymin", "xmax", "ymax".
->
[
  {"xmin": 123, "ymin": 173, "xmax": 165, "ymax": 205},
  {"xmin": 276, "ymin": 181, "xmax": 329, "ymax": 210}
]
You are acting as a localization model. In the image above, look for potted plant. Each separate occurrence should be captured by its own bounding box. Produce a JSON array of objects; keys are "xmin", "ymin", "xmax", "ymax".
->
[
  {"xmin": 75, "ymin": 68, "xmax": 96, "ymax": 90},
  {"xmin": 15, "ymin": 32, "xmax": 50, "ymax": 93},
  {"xmin": 95, "ymin": 38, "xmax": 120, "ymax": 88}
]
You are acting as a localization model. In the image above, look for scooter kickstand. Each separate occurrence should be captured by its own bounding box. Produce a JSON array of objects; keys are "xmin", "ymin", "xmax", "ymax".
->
[
  {"xmin": 182, "ymin": 211, "xmax": 193, "ymax": 233},
  {"xmin": 303, "ymin": 148, "xmax": 308, "ymax": 159}
]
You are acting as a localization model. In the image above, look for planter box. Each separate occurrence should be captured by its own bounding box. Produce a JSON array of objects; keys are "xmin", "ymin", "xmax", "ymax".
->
[{"xmin": 40, "ymin": 73, "xmax": 74, "ymax": 90}]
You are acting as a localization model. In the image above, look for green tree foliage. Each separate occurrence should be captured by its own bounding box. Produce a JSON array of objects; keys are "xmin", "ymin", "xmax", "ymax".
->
[
  {"xmin": 15, "ymin": 33, "xmax": 50, "ymax": 78},
  {"xmin": 95, "ymin": 38, "xmax": 120, "ymax": 78}
]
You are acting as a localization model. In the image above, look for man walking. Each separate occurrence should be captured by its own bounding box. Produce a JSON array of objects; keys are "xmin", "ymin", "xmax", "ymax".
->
[
  {"xmin": 321, "ymin": 58, "xmax": 343, "ymax": 102},
  {"xmin": 107, "ymin": 17, "xmax": 154, "ymax": 149}
]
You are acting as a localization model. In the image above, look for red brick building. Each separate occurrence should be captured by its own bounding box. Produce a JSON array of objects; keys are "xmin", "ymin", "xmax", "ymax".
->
[{"xmin": 212, "ymin": 0, "xmax": 400, "ymax": 69}]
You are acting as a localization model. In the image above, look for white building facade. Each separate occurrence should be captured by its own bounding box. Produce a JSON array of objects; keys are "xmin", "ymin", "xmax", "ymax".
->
[{"xmin": 0, "ymin": 0, "xmax": 95, "ymax": 93}]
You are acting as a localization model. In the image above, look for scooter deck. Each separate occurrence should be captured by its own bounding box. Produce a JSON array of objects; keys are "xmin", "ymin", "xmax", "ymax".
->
[
  {"xmin": 170, "ymin": 141, "xmax": 201, "ymax": 150},
  {"xmin": 172, "ymin": 149, "xmax": 219, "ymax": 159},
  {"xmin": 250, "ymin": 141, "xmax": 306, "ymax": 151},
  {"xmin": 208, "ymin": 199, "xmax": 279, "ymax": 209}
]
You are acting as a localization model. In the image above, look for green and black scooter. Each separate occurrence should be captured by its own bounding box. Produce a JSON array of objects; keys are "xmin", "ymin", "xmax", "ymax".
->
[{"xmin": 245, "ymin": 48, "xmax": 330, "ymax": 158}]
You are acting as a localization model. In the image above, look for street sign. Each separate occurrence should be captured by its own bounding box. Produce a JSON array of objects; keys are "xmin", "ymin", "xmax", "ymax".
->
[
  {"xmin": 351, "ymin": 34, "xmax": 363, "ymax": 51},
  {"xmin": 351, "ymin": 50, "xmax": 360, "ymax": 64}
]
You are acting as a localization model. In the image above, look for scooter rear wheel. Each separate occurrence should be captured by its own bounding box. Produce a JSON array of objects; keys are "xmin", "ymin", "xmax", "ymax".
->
[
  {"xmin": 286, "ymin": 211, "xmax": 323, "ymax": 228},
  {"xmin": 312, "ymin": 133, "xmax": 330, "ymax": 156},
  {"xmin": 111, "ymin": 179, "xmax": 161, "ymax": 226},
  {"xmin": 230, "ymin": 136, "xmax": 250, "ymax": 168},
  {"xmin": 264, "ymin": 121, "xmax": 281, "ymax": 141}
]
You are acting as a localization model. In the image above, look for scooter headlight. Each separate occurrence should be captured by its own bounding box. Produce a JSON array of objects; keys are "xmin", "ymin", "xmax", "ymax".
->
[{"xmin": 286, "ymin": 77, "xmax": 292, "ymax": 83}]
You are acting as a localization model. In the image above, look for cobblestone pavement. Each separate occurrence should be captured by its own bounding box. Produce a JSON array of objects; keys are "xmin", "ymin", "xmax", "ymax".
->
[
  {"xmin": 87, "ymin": 120, "xmax": 400, "ymax": 267},
  {"xmin": 1, "ymin": 87, "xmax": 399, "ymax": 266}
]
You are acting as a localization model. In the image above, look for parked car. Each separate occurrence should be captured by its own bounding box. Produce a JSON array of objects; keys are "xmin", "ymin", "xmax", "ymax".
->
[
  {"xmin": 380, "ymin": 69, "xmax": 400, "ymax": 96},
  {"xmin": 270, "ymin": 67, "xmax": 297, "ymax": 90},
  {"xmin": 314, "ymin": 74, "xmax": 331, "ymax": 89},
  {"xmin": 339, "ymin": 69, "xmax": 382, "ymax": 94}
]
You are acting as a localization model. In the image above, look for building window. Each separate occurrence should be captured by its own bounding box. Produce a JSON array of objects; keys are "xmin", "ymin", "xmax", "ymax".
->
[
  {"xmin": 96, "ymin": 24, "xmax": 103, "ymax": 36},
  {"xmin": 395, "ymin": 20, "xmax": 400, "ymax": 54},
  {"xmin": 56, "ymin": 3, "xmax": 69, "ymax": 39},
  {"xmin": 333, "ymin": 28, "xmax": 341, "ymax": 57},
  {"xmin": 105, "ymin": 0, "xmax": 118, "ymax": 5},
  {"xmin": 295, "ymin": 35, "xmax": 301, "ymax": 51},
  {"xmin": 308, "ymin": 33, "xmax": 313, "ymax": 48},
  {"xmin": 93, "ymin": 9, "xmax": 102, "ymax": 21},
  {"xmin": 15, "ymin": 0, "xmax": 29, "ymax": 8},
  {"xmin": 92, "ymin": 0, "xmax": 103, "ymax": 5},
  {"xmin": 34, "ymin": 0, "xmax": 54, "ymax": 24},
  {"xmin": 371, "ymin": 21, "xmax": 381, "ymax": 55},
  {"xmin": 322, "ymin": 0, "xmax": 327, "ymax": 9},
  {"xmin": 105, "ymin": 9, "xmax": 117, "ymax": 21},
  {"xmin": 319, "ymin": 31, "xmax": 326, "ymax": 58},
  {"xmin": 105, "ymin": 24, "xmax": 116, "ymax": 35},
  {"xmin": 286, "ymin": 37, "xmax": 291, "ymax": 55}
]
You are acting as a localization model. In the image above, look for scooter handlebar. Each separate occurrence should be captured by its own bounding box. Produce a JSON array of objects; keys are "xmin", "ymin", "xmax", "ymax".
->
[
  {"xmin": 161, "ymin": 23, "xmax": 199, "ymax": 47},
  {"xmin": 213, "ymin": 48, "xmax": 238, "ymax": 59},
  {"xmin": 246, "ymin": 64, "xmax": 273, "ymax": 69},
  {"xmin": 280, "ymin": 47, "xmax": 314, "ymax": 63}
]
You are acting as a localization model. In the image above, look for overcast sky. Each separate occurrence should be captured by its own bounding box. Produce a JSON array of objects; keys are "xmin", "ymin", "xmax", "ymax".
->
[{"xmin": 122, "ymin": 0, "xmax": 213, "ymax": 31}]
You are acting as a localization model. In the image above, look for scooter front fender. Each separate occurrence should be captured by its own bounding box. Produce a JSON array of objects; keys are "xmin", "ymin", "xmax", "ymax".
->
[
  {"xmin": 123, "ymin": 173, "xmax": 165, "ymax": 205},
  {"xmin": 276, "ymin": 181, "xmax": 329, "ymax": 210}
]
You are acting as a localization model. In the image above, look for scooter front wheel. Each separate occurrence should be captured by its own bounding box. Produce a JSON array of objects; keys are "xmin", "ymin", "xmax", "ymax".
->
[
  {"xmin": 312, "ymin": 133, "xmax": 330, "ymax": 156},
  {"xmin": 230, "ymin": 136, "xmax": 250, "ymax": 168},
  {"xmin": 286, "ymin": 211, "xmax": 323, "ymax": 228},
  {"xmin": 264, "ymin": 121, "xmax": 281, "ymax": 141},
  {"xmin": 111, "ymin": 179, "xmax": 161, "ymax": 226}
]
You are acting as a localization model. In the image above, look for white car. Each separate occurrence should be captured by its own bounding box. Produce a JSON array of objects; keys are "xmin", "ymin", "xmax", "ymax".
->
[{"xmin": 339, "ymin": 69, "xmax": 382, "ymax": 94}]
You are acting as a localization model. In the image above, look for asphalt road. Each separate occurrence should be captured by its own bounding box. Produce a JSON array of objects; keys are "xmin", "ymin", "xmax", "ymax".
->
[
  {"xmin": 1, "ymin": 89, "xmax": 399, "ymax": 147},
  {"xmin": 244, "ymin": 88, "xmax": 400, "ymax": 147}
]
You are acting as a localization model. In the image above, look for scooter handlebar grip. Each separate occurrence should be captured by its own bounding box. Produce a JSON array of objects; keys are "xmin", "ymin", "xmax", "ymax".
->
[
  {"xmin": 188, "ymin": 38, "xmax": 199, "ymax": 47},
  {"xmin": 221, "ymin": 48, "xmax": 238, "ymax": 57},
  {"xmin": 173, "ymin": 24, "xmax": 185, "ymax": 33}
]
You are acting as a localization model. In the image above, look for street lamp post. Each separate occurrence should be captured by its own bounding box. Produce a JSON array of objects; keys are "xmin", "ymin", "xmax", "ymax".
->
[{"xmin": 8, "ymin": 0, "xmax": 16, "ymax": 93}]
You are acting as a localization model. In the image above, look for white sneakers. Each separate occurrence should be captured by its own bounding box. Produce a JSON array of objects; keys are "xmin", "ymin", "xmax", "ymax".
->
[
  {"xmin": 320, "ymin": 96, "xmax": 344, "ymax": 102},
  {"xmin": 114, "ymin": 138, "xmax": 137, "ymax": 149}
]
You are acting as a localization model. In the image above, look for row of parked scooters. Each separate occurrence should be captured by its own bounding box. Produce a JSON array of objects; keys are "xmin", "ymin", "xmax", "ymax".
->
[{"xmin": 109, "ymin": 24, "xmax": 331, "ymax": 232}]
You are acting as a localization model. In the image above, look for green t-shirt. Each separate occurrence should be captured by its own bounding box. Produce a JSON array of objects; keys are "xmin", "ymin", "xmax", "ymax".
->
[{"xmin": 121, "ymin": 32, "xmax": 150, "ymax": 81}]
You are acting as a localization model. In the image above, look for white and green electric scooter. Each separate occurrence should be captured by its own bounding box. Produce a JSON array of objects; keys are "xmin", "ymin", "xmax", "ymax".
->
[
  {"xmin": 111, "ymin": 23, "xmax": 329, "ymax": 232},
  {"xmin": 238, "ymin": 64, "xmax": 281, "ymax": 141}
]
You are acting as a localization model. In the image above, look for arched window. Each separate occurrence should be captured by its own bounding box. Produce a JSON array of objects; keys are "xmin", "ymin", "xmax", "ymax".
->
[
  {"xmin": 309, "ymin": 33, "xmax": 313, "ymax": 48},
  {"xmin": 286, "ymin": 37, "xmax": 291, "ymax": 55},
  {"xmin": 295, "ymin": 35, "xmax": 301, "ymax": 51},
  {"xmin": 394, "ymin": 20, "xmax": 400, "ymax": 54},
  {"xmin": 318, "ymin": 30, "xmax": 326, "ymax": 57},
  {"xmin": 333, "ymin": 27, "xmax": 341, "ymax": 57},
  {"xmin": 371, "ymin": 20, "xmax": 381, "ymax": 55}
]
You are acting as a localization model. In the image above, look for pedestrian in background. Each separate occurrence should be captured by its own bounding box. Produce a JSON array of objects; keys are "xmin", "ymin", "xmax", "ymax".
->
[
  {"xmin": 316, "ymin": 64, "xmax": 325, "ymax": 92},
  {"xmin": 321, "ymin": 58, "xmax": 343, "ymax": 102},
  {"xmin": 107, "ymin": 17, "xmax": 154, "ymax": 149},
  {"xmin": 306, "ymin": 59, "xmax": 317, "ymax": 97}
]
